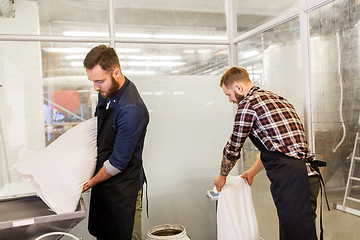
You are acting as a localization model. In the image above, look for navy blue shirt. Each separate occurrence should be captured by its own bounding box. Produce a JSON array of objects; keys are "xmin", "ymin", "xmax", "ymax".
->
[{"xmin": 95, "ymin": 77, "xmax": 149, "ymax": 175}]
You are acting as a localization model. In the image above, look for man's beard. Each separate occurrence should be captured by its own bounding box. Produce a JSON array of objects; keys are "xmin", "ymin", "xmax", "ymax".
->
[
  {"xmin": 100, "ymin": 76, "xmax": 120, "ymax": 99},
  {"xmin": 235, "ymin": 93, "xmax": 244, "ymax": 104}
]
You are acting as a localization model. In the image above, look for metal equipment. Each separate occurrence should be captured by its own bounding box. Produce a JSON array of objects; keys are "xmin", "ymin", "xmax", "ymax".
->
[{"xmin": 0, "ymin": 195, "xmax": 86, "ymax": 239}]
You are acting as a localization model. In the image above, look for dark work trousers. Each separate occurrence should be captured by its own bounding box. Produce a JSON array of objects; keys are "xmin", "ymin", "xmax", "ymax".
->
[
  {"xmin": 250, "ymin": 135, "xmax": 317, "ymax": 240},
  {"xmin": 309, "ymin": 175, "xmax": 320, "ymax": 219}
]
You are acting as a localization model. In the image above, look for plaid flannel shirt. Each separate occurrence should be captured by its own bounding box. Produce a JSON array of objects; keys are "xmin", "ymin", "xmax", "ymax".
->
[{"xmin": 221, "ymin": 86, "xmax": 315, "ymax": 176}]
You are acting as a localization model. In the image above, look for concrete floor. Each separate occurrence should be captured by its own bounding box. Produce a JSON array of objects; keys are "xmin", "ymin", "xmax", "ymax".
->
[{"xmin": 322, "ymin": 189, "xmax": 360, "ymax": 240}]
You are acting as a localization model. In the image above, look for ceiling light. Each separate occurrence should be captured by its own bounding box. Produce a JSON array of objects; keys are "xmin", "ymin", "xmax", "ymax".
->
[
  {"xmin": 63, "ymin": 31, "xmax": 108, "ymax": 37},
  {"xmin": 242, "ymin": 50, "xmax": 260, "ymax": 58},
  {"xmin": 198, "ymin": 49, "xmax": 212, "ymax": 54},
  {"xmin": 65, "ymin": 55, "xmax": 86, "ymax": 60},
  {"xmin": 182, "ymin": 49, "xmax": 213, "ymax": 54},
  {"xmin": 43, "ymin": 47, "xmax": 90, "ymax": 53},
  {"xmin": 127, "ymin": 56, "xmax": 182, "ymax": 60},
  {"xmin": 116, "ymin": 33, "xmax": 152, "ymax": 38},
  {"xmin": 116, "ymin": 48, "xmax": 142, "ymax": 53},
  {"xmin": 70, "ymin": 61, "xmax": 83, "ymax": 67},
  {"xmin": 141, "ymin": 92, "xmax": 153, "ymax": 95},
  {"xmin": 63, "ymin": 31, "xmax": 227, "ymax": 40},
  {"xmin": 172, "ymin": 91, "xmax": 185, "ymax": 95},
  {"xmin": 182, "ymin": 50, "xmax": 195, "ymax": 54},
  {"xmin": 153, "ymin": 34, "xmax": 227, "ymax": 40},
  {"xmin": 122, "ymin": 70, "xmax": 156, "ymax": 75},
  {"xmin": 126, "ymin": 61, "xmax": 185, "ymax": 67}
]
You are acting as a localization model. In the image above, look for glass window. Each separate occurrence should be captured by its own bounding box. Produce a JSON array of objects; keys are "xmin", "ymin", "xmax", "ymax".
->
[
  {"xmin": 309, "ymin": 0, "xmax": 360, "ymax": 202},
  {"xmin": 115, "ymin": 43, "xmax": 229, "ymax": 76},
  {"xmin": 235, "ymin": 0, "xmax": 298, "ymax": 35},
  {"xmin": 237, "ymin": 19, "xmax": 303, "ymax": 117},
  {"xmin": 41, "ymin": 42, "xmax": 105, "ymax": 145},
  {"xmin": 39, "ymin": 0, "xmax": 108, "ymax": 36},
  {"xmin": 113, "ymin": 0, "xmax": 227, "ymax": 40},
  {"xmin": 0, "ymin": 41, "xmax": 102, "ymax": 188},
  {"xmin": 0, "ymin": 41, "xmax": 44, "ymax": 187},
  {"xmin": 308, "ymin": 0, "xmax": 360, "ymax": 238},
  {"xmin": 4, "ymin": 0, "xmax": 109, "ymax": 36}
]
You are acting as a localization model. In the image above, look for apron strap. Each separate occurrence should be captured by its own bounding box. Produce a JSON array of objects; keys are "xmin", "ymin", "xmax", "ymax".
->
[
  {"xmin": 141, "ymin": 165, "xmax": 150, "ymax": 218},
  {"xmin": 114, "ymin": 78, "xmax": 130, "ymax": 108},
  {"xmin": 309, "ymin": 160, "xmax": 330, "ymax": 240},
  {"xmin": 111, "ymin": 78, "xmax": 130, "ymax": 131}
]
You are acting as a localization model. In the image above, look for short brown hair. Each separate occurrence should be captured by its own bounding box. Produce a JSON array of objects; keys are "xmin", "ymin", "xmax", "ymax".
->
[
  {"xmin": 220, "ymin": 67, "xmax": 250, "ymax": 87},
  {"xmin": 83, "ymin": 45, "xmax": 120, "ymax": 71}
]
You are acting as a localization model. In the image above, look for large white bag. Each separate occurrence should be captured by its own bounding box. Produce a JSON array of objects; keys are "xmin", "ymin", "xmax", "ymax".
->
[
  {"xmin": 217, "ymin": 175, "xmax": 260, "ymax": 240},
  {"xmin": 12, "ymin": 117, "xmax": 97, "ymax": 214}
]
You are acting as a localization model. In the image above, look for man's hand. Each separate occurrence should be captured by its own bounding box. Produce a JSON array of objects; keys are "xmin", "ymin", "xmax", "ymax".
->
[
  {"xmin": 81, "ymin": 166, "xmax": 113, "ymax": 193},
  {"xmin": 240, "ymin": 153, "xmax": 264, "ymax": 186},
  {"xmin": 214, "ymin": 175, "xmax": 227, "ymax": 192},
  {"xmin": 82, "ymin": 179, "xmax": 94, "ymax": 193},
  {"xmin": 241, "ymin": 170, "xmax": 255, "ymax": 186}
]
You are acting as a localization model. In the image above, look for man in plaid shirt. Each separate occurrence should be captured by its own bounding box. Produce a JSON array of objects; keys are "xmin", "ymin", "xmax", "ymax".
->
[{"xmin": 214, "ymin": 67, "xmax": 318, "ymax": 240}]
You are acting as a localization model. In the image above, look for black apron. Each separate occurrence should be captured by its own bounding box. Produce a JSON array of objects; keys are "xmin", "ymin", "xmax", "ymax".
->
[
  {"xmin": 89, "ymin": 79, "xmax": 141, "ymax": 240},
  {"xmin": 249, "ymin": 134, "xmax": 317, "ymax": 240}
]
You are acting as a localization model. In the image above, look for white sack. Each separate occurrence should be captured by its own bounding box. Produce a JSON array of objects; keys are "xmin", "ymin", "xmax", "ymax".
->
[
  {"xmin": 217, "ymin": 175, "xmax": 260, "ymax": 240},
  {"xmin": 12, "ymin": 117, "xmax": 97, "ymax": 214}
]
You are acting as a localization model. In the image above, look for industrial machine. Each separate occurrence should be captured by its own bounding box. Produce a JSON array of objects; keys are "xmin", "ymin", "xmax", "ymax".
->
[{"xmin": 0, "ymin": 193, "xmax": 85, "ymax": 240}]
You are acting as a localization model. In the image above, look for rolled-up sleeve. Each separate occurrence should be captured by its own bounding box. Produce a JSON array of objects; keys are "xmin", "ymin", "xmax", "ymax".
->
[
  {"xmin": 221, "ymin": 103, "xmax": 256, "ymax": 176},
  {"xmin": 108, "ymin": 105, "xmax": 147, "ymax": 171},
  {"xmin": 104, "ymin": 159, "xmax": 121, "ymax": 175}
]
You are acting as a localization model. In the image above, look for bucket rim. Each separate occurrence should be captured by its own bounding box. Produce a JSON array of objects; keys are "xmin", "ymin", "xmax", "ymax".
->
[{"xmin": 147, "ymin": 224, "xmax": 187, "ymax": 240}]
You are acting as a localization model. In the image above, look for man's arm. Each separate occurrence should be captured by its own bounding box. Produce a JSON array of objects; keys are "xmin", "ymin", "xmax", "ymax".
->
[
  {"xmin": 214, "ymin": 156, "xmax": 237, "ymax": 191},
  {"xmin": 214, "ymin": 104, "xmax": 257, "ymax": 191},
  {"xmin": 82, "ymin": 166, "xmax": 112, "ymax": 192},
  {"xmin": 240, "ymin": 152, "xmax": 264, "ymax": 186}
]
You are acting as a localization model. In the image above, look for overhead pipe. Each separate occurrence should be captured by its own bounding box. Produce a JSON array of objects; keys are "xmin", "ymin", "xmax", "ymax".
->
[{"xmin": 0, "ymin": 0, "xmax": 15, "ymax": 18}]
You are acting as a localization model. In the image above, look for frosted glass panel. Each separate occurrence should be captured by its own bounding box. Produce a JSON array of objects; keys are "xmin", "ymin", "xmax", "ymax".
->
[
  {"xmin": 116, "ymin": 43, "xmax": 229, "ymax": 76},
  {"xmin": 237, "ymin": 18, "xmax": 303, "ymax": 118},
  {"xmin": 235, "ymin": 0, "xmax": 298, "ymax": 34},
  {"xmin": 113, "ymin": 0, "xmax": 227, "ymax": 40},
  {"xmin": 132, "ymin": 75, "xmax": 234, "ymax": 240}
]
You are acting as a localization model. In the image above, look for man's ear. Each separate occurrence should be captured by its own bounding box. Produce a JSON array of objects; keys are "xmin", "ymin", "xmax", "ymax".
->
[
  {"xmin": 113, "ymin": 69, "xmax": 121, "ymax": 79},
  {"xmin": 234, "ymin": 83, "xmax": 243, "ymax": 94}
]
